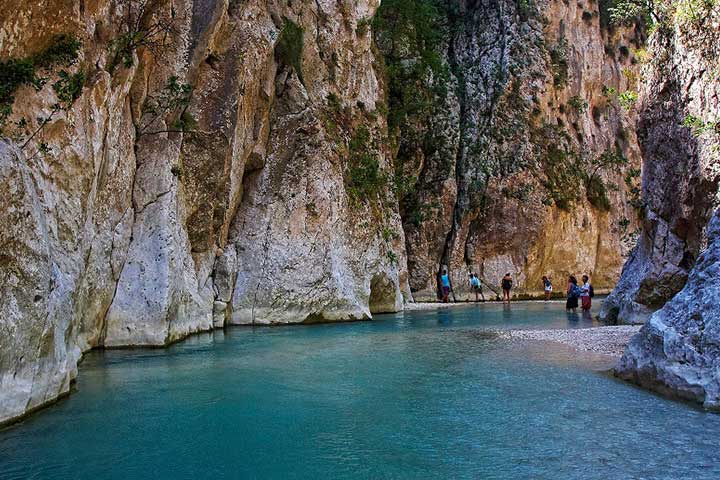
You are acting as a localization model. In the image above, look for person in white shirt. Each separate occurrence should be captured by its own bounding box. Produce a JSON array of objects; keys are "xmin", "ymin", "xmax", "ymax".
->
[
  {"xmin": 542, "ymin": 276, "xmax": 552, "ymax": 301},
  {"xmin": 579, "ymin": 275, "xmax": 592, "ymax": 311}
]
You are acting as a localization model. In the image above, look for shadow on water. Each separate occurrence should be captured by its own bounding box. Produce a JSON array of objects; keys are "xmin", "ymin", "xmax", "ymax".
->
[{"xmin": 567, "ymin": 311, "xmax": 580, "ymax": 323}]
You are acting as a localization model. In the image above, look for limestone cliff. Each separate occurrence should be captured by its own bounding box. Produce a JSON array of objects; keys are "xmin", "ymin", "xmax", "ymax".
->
[
  {"xmin": 0, "ymin": 0, "xmax": 408, "ymax": 425},
  {"xmin": 617, "ymin": 211, "xmax": 720, "ymax": 409},
  {"xmin": 377, "ymin": 0, "xmax": 643, "ymax": 300},
  {"xmin": 600, "ymin": 4, "xmax": 720, "ymax": 325}
]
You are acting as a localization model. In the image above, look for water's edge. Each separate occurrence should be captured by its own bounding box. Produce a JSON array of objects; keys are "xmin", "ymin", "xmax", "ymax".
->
[{"xmin": 2, "ymin": 301, "xmax": 627, "ymax": 429}]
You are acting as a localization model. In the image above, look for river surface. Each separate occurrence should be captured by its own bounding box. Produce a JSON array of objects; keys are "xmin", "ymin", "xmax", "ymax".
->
[{"xmin": 2, "ymin": 302, "xmax": 720, "ymax": 479}]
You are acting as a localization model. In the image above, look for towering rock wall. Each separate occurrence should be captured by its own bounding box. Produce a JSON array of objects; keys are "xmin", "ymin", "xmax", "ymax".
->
[
  {"xmin": 381, "ymin": 0, "xmax": 643, "ymax": 300},
  {"xmin": 612, "ymin": 4, "xmax": 720, "ymax": 408},
  {"xmin": 617, "ymin": 210, "xmax": 720, "ymax": 409},
  {"xmin": 600, "ymin": 4, "xmax": 720, "ymax": 325},
  {"xmin": 0, "ymin": 0, "xmax": 408, "ymax": 425}
]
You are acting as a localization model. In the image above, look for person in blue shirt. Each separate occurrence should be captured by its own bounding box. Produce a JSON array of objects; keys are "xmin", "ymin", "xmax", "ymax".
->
[
  {"xmin": 469, "ymin": 273, "xmax": 485, "ymax": 302},
  {"xmin": 440, "ymin": 269, "xmax": 451, "ymax": 303}
]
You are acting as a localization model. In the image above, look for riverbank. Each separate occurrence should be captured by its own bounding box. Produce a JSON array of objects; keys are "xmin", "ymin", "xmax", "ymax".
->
[
  {"xmin": 501, "ymin": 325, "xmax": 642, "ymax": 357},
  {"xmin": 404, "ymin": 299, "xmax": 568, "ymax": 310}
]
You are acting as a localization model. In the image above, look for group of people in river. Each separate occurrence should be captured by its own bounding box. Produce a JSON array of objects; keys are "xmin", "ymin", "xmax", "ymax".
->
[{"xmin": 438, "ymin": 269, "xmax": 595, "ymax": 312}]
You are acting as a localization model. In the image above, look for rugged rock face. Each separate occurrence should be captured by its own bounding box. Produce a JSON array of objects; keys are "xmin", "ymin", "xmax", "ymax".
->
[
  {"xmin": 0, "ymin": 0, "xmax": 408, "ymax": 425},
  {"xmin": 616, "ymin": 210, "xmax": 720, "ymax": 409},
  {"xmin": 610, "ymin": 5, "xmax": 720, "ymax": 408},
  {"xmin": 600, "ymin": 8, "xmax": 720, "ymax": 325},
  {"xmin": 382, "ymin": 0, "xmax": 643, "ymax": 300}
]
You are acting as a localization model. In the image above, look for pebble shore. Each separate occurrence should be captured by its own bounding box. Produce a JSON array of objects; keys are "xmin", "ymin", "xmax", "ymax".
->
[{"xmin": 503, "ymin": 325, "xmax": 643, "ymax": 356}]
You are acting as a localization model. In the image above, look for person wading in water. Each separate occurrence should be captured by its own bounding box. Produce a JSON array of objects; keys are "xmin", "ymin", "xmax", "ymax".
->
[
  {"xmin": 579, "ymin": 275, "xmax": 593, "ymax": 311},
  {"xmin": 566, "ymin": 275, "xmax": 579, "ymax": 313},
  {"xmin": 501, "ymin": 273, "xmax": 513, "ymax": 304},
  {"xmin": 469, "ymin": 273, "xmax": 485, "ymax": 302},
  {"xmin": 542, "ymin": 276, "xmax": 553, "ymax": 301},
  {"xmin": 440, "ymin": 269, "xmax": 452, "ymax": 303}
]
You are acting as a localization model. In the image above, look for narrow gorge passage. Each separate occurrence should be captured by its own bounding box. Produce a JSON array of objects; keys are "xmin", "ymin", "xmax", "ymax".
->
[{"xmin": 1, "ymin": 0, "xmax": 720, "ymax": 476}]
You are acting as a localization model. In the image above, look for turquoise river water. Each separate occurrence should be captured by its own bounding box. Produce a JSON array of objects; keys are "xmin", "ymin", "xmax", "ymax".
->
[{"xmin": 1, "ymin": 302, "xmax": 720, "ymax": 479}]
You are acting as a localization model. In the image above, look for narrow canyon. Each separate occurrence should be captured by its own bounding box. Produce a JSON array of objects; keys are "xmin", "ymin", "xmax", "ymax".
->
[{"xmin": 1, "ymin": 0, "xmax": 718, "ymax": 425}]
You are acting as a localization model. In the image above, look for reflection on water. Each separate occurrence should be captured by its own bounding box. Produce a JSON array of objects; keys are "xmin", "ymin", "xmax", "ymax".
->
[{"xmin": 2, "ymin": 301, "xmax": 719, "ymax": 479}]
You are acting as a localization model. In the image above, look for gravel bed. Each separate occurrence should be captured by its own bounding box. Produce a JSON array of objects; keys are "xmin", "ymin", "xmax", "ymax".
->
[{"xmin": 502, "ymin": 325, "xmax": 643, "ymax": 356}]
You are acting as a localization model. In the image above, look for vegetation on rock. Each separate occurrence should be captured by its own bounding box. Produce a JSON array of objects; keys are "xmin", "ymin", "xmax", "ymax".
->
[
  {"xmin": 549, "ymin": 37, "xmax": 569, "ymax": 88},
  {"xmin": 373, "ymin": 0, "xmax": 449, "ymax": 212},
  {"xmin": 345, "ymin": 125, "xmax": 386, "ymax": 202},
  {"xmin": 138, "ymin": 76, "xmax": 195, "ymax": 136},
  {"xmin": 108, "ymin": 0, "xmax": 178, "ymax": 72},
  {"xmin": 0, "ymin": 34, "xmax": 82, "ymax": 135},
  {"xmin": 275, "ymin": 20, "xmax": 305, "ymax": 84}
]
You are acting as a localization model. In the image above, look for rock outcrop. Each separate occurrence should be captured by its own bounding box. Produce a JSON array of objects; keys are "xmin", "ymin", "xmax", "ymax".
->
[
  {"xmin": 611, "ymin": 5, "xmax": 720, "ymax": 408},
  {"xmin": 616, "ymin": 210, "xmax": 720, "ymax": 409},
  {"xmin": 0, "ymin": 0, "xmax": 408, "ymax": 425},
  {"xmin": 600, "ymin": 9, "xmax": 720, "ymax": 325}
]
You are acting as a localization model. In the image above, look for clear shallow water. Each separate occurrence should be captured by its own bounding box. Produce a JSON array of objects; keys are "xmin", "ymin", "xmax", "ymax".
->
[{"xmin": 2, "ymin": 302, "xmax": 720, "ymax": 479}]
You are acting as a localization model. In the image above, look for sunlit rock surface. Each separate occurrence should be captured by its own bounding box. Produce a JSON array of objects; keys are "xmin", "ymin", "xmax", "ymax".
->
[
  {"xmin": 392, "ymin": 0, "xmax": 642, "ymax": 300},
  {"xmin": 0, "ymin": 0, "xmax": 408, "ymax": 425}
]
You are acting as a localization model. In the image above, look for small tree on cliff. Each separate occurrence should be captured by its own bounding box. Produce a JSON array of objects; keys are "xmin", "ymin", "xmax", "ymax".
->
[{"xmin": 108, "ymin": 0, "xmax": 178, "ymax": 72}]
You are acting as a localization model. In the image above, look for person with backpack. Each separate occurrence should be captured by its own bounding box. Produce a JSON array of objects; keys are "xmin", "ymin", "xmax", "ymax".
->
[
  {"xmin": 501, "ymin": 273, "xmax": 513, "ymax": 304},
  {"xmin": 469, "ymin": 273, "xmax": 485, "ymax": 302},
  {"xmin": 579, "ymin": 275, "xmax": 593, "ymax": 311},
  {"xmin": 542, "ymin": 276, "xmax": 553, "ymax": 301},
  {"xmin": 566, "ymin": 275, "xmax": 579, "ymax": 312}
]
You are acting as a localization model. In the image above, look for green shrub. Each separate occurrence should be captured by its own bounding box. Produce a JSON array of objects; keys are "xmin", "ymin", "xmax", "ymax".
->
[
  {"xmin": 345, "ymin": 126, "xmax": 386, "ymax": 202},
  {"xmin": 107, "ymin": 0, "xmax": 178, "ymax": 72},
  {"xmin": 34, "ymin": 34, "xmax": 82, "ymax": 68},
  {"xmin": 387, "ymin": 250, "xmax": 399, "ymax": 265},
  {"xmin": 518, "ymin": 0, "xmax": 532, "ymax": 20},
  {"xmin": 624, "ymin": 166, "xmax": 643, "ymax": 211},
  {"xmin": 356, "ymin": 18, "xmax": 371, "ymax": 36},
  {"xmin": 542, "ymin": 146, "xmax": 581, "ymax": 210},
  {"xmin": 53, "ymin": 70, "xmax": 86, "ymax": 109},
  {"xmin": 550, "ymin": 37, "xmax": 569, "ymax": 88},
  {"xmin": 582, "ymin": 148, "xmax": 629, "ymax": 211},
  {"xmin": 586, "ymin": 176, "xmax": 611, "ymax": 210},
  {"xmin": 140, "ymin": 76, "xmax": 194, "ymax": 135},
  {"xmin": 683, "ymin": 114, "xmax": 718, "ymax": 136},
  {"xmin": 0, "ymin": 34, "xmax": 81, "ymax": 131},
  {"xmin": 326, "ymin": 92, "xmax": 342, "ymax": 114},
  {"xmin": 618, "ymin": 90, "xmax": 638, "ymax": 109},
  {"xmin": 568, "ymin": 95, "xmax": 589, "ymax": 113},
  {"xmin": 275, "ymin": 20, "xmax": 305, "ymax": 84}
]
